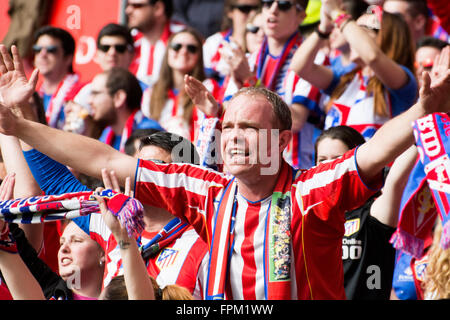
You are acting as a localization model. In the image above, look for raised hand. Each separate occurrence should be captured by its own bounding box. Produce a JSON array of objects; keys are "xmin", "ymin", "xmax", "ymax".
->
[
  {"xmin": 419, "ymin": 46, "xmax": 450, "ymax": 113},
  {"xmin": 0, "ymin": 45, "xmax": 39, "ymax": 108},
  {"xmin": 184, "ymin": 75, "xmax": 219, "ymax": 117}
]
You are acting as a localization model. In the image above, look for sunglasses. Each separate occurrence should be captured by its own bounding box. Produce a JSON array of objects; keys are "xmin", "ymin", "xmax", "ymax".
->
[
  {"xmin": 415, "ymin": 58, "xmax": 434, "ymax": 70},
  {"xmin": 232, "ymin": 4, "xmax": 259, "ymax": 14},
  {"xmin": 246, "ymin": 24, "xmax": 261, "ymax": 34},
  {"xmin": 169, "ymin": 42, "xmax": 199, "ymax": 54},
  {"xmin": 98, "ymin": 44, "xmax": 130, "ymax": 53},
  {"xmin": 126, "ymin": 1, "xmax": 154, "ymax": 9},
  {"xmin": 261, "ymin": 0, "xmax": 303, "ymax": 12},
  {"xmin": 32, "ymin": 45, "xmax": 59, "ymax": 54}
]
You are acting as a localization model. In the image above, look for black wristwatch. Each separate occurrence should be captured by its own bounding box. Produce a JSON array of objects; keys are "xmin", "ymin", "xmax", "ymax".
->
[{"xmin": 315, "ymin": 27, "xmax": 331, "ymax": 39}]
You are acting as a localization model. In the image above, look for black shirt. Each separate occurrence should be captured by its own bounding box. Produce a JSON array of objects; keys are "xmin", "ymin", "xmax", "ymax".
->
[{"xmin": 342, "ymin": 197, "xmax": 396, "ymax": 300}]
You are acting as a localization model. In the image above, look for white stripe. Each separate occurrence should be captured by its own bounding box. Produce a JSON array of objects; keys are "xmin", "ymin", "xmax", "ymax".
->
[
  {"xmin": 254, "ymin": 202, "xmax": 269, "ymax": 300},
  {"xmin": 297, "ymin": 156, "xmax": 355, "ymax": 196},
  {"xmin": 212, "ymin": 181, "xmax": 237, "ymax": 295}
]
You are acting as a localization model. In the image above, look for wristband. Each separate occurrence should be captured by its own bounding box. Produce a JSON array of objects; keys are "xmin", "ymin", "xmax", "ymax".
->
[{"xmin": 315, "ymin": 27, "xmax": 331, "ymax": 39}]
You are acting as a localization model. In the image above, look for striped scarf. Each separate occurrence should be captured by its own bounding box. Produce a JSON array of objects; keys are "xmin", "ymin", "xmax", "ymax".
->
[
  {"xmin": 206, "ymin": 160, "xmax": 294, "ymax": 300},
  {"xmin": 0, "ymin": 190, "xmax": 144, "ymax": 240},
  {"xmin": 391, "ymin": 112, "xmax": 450, "ymax": 258}
]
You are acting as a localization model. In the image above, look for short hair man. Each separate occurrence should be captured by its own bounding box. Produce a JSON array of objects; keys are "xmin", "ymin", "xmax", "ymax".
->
[
  {"xmin": 33, "ymin": 26, "xmax": 83, "ymax": 129},
  {"xmin": 89, "ymin": 67, "xmax": 163, "ymax": 152},
  {"xmin": 73, "ymin": 23, "xmax": 145, "ymax": 114},
  {"xmin": 0, "ymin": 44, "xmax": 448, "ymax": 299},
  {"xmin": 415, "ymin": 36, "xmax": 448, "ymax": 86},
  {"xmin": 126, "ymin": 0, "xmax": 185, "ymax": 86}
]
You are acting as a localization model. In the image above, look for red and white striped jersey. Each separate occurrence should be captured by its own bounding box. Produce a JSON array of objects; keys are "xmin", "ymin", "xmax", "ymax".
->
[
  {"xmin": 129, "ymin": 21, "xmax": 185, "ymax": 87},
  {"xmin": 134, "ymin": 148, "xmax": 381, "ymax": 299},
  {"xmin": 87, "ymin": 213, "xmax": 209, "ymax": 299}
]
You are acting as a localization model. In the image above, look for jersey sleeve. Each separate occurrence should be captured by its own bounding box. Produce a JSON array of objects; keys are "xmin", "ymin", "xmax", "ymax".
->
[
  {"xmin": 134, "ymin": 159, "xmax": 229, "ymax": 239},
  {"xmin": 294, "ymin": 148, "xmax": 382, "ymax": 227}
]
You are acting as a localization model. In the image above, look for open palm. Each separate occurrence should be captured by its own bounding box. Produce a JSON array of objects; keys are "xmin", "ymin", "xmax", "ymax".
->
[{"xmin": 0, "ymin": 45, "xmax": 39, "ymax": 107}]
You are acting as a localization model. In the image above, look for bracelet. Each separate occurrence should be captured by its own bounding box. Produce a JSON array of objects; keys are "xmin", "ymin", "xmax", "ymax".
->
[{"xmin": 315, "ymin": 27, "xmax": 331, "ymax": 39}]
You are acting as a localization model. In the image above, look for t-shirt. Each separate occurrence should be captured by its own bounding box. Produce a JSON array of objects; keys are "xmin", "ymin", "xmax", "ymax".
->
[
  {"xmin": 342, "ymin": 197, "xmax": 396, "ymax": 300},
  {"xmin": 133, "ymin": 148, "xmax": 382, "ymax": 299}
]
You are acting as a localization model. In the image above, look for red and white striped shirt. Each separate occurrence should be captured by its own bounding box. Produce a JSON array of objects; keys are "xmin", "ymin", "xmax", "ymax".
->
[{"xmin": 134, "ymin": 148, "xmax": 381, "ymax": 299}]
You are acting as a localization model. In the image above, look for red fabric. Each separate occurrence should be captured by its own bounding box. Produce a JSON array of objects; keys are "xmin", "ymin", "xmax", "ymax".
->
[
  {"xmin": 38, "ymin": 221, "xmax": 62, "ymax": 275},
  {"xmin": 427, "ymin": 0, "xmax": 450, "ymax": 34},
  {"xmin": 0, "ymin": 281, "xmax": 13, "ymax": 300}
]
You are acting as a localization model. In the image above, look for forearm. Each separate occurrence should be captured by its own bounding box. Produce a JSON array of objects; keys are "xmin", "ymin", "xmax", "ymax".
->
[
  {"xmin": 0, "ymin": 134, "xmax": 43, "ymax": 251},
  {"xmin": 117, "ymin": 237, "xmax": 155, "ymax": 300},
  {"xmin": 290, "ymin": 32, "xmax": 333, "ymax": 90},
  {"xmin": 15, "ymin": 117, "xmax": 136, "ymax": 186},
  {"xmin": 357, "ymin": 102, "xmax": 424, "ymax": 184},
  {"xmin": 0, "ymin": 252, "xmax": 45, "ymax": 300}
]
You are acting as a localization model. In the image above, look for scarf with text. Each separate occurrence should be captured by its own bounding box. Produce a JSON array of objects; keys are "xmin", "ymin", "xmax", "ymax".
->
[
  {"xmin": 0, "ymin": 189, "xmax": 144, "ymax": 240},
  {"xmin": 205, "ymin": 160, "xmax": 294, "ymax": 300},
  {"xmin": 390, "ymin": 113, "xmax": 450, "ymax": 258}
]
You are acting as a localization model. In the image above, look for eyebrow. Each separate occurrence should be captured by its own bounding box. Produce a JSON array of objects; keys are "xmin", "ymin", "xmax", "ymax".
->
[{"xmin": 222, "ymin": 120, "xmax": 261, "ymax": 128}]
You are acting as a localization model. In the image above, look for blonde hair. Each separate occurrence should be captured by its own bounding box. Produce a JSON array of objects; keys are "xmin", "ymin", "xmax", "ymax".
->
[{"xmin": 423, "ymin": 220, "xmax": 450, "ymax": 299}]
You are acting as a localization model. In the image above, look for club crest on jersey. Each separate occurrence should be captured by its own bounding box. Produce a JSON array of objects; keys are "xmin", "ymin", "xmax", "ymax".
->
[
  {"xmin": 156, "ymin": 248, "xmax": 179, "ymax": 269},
  {"xmin": 344, "ymin": 218, "xmax": 360, "ymax": 237}
]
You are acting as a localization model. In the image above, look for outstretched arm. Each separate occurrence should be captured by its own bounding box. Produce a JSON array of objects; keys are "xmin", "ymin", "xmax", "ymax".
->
[
  {"xmin": 0, "ymin": 45, "xmax": 137, "ymax": 187},
  {"xmin": 356, "ymin": 46, "xmax": 450, "ymax": 185},
  {"xmin": 0, "ymin": 174, "xmax": 45, "ymax": 300},
  {"xmin": 370, "ymin": 145, "xmax": 418, "ymax": 227}
]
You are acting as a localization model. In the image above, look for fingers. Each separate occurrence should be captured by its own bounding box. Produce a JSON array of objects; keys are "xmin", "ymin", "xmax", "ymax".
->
[
  {"xmin": 11, "ymin": 45, "xmax": 25, "ymax": 75},
  {"xmin": 124, "ymin": 177, "xmax": 131, "ymax": 197},
  {"xmin": 28, "ymin": 68, "xmax": 40, "ymax": 90},
  {"xmin": 0, "ymin": 45, "xmax": 15, "ymax": 73},
  {"xmin": 101, "ymin": 168, "xmax": 121, "ymax": 192},
  {"xmin": 93, "ymin": 194, "xmax": 108, "ymax": 214}
]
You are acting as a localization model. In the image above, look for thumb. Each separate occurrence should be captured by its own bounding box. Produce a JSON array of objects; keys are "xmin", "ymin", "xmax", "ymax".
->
[{"xmin": 419, "ymin": 71, "xmax": 431, "ymax": 98}]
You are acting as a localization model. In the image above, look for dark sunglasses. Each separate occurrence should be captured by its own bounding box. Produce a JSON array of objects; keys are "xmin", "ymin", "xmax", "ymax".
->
[
  {"xmin": 261, "ymin": 0, "xmax": 303, "ymax": 12},
  {"xmin": 246, "ymin": 24, "xmax": 261, "ymax": 34},
  {"xmin": 169, "ymin": 42, "xmax": 199, "ymax": 54},
  {"xmin": 32, "ymin": 45, "xmax": 59, "ymax": 54},
  {"xmin": 98, "ymin": 44, "xmax": 130, "ymax": 53},
  {"xmin": 126, "ymin": 1, "xmax": 152, "ymax": 9},
  {"xmin": 232, "ymin": 4, "xmax": 259, "ymax": 14}
]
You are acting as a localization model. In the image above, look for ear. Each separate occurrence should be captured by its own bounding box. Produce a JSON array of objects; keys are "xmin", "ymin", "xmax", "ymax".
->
[
  {"xmin": 279, "ymin": 129, "xmax": 292, "ymax": 153},
  {"xmin": 297, "ymin": 9, "xmax": 307, "ymax": 25},
  {"xmin": 113, "ymin": 89, "xmax": 127, "ymax": 109},
  {"xmin": 153, "ymin": 1, "xmax": 166, "ymax": 18}
]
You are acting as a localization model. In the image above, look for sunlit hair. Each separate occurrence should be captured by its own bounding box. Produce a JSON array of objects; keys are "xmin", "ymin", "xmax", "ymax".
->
[
  {"xmin": 148, "ymin": 27, "xmax": 205, "ymax": 123},
  {"xmin": 326, "ymin": 10, "xmax": 416, "ymax": 117},
  {"xmin": 230, "ymin": 87, "xmax": 292, "ymax": 131},
  {"xmin": 422, "ymin": 220, "xmax": 450, "ymax": 299}
]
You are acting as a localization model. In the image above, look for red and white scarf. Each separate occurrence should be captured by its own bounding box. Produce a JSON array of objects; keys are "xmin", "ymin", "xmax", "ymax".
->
[
  {"xmin": 206, "ymin": 161, "xmax": 294, "ymax": 300},
  {"xmin": 38, "ymin": 73, "xmax": 80, "ymax": 128},
  {"xmin": 103, "ymin": 109, "xmax": 140, "ymax": 153}
]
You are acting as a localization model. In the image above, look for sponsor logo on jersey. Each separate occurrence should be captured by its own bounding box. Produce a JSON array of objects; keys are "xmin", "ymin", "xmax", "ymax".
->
[
  {"xmin": 344, "ymin": 218, "xmax": 360, "ymax": 237},
  {"xmin": 156, "ymin": 247, "xmax": 179, "ymax": 269}
]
